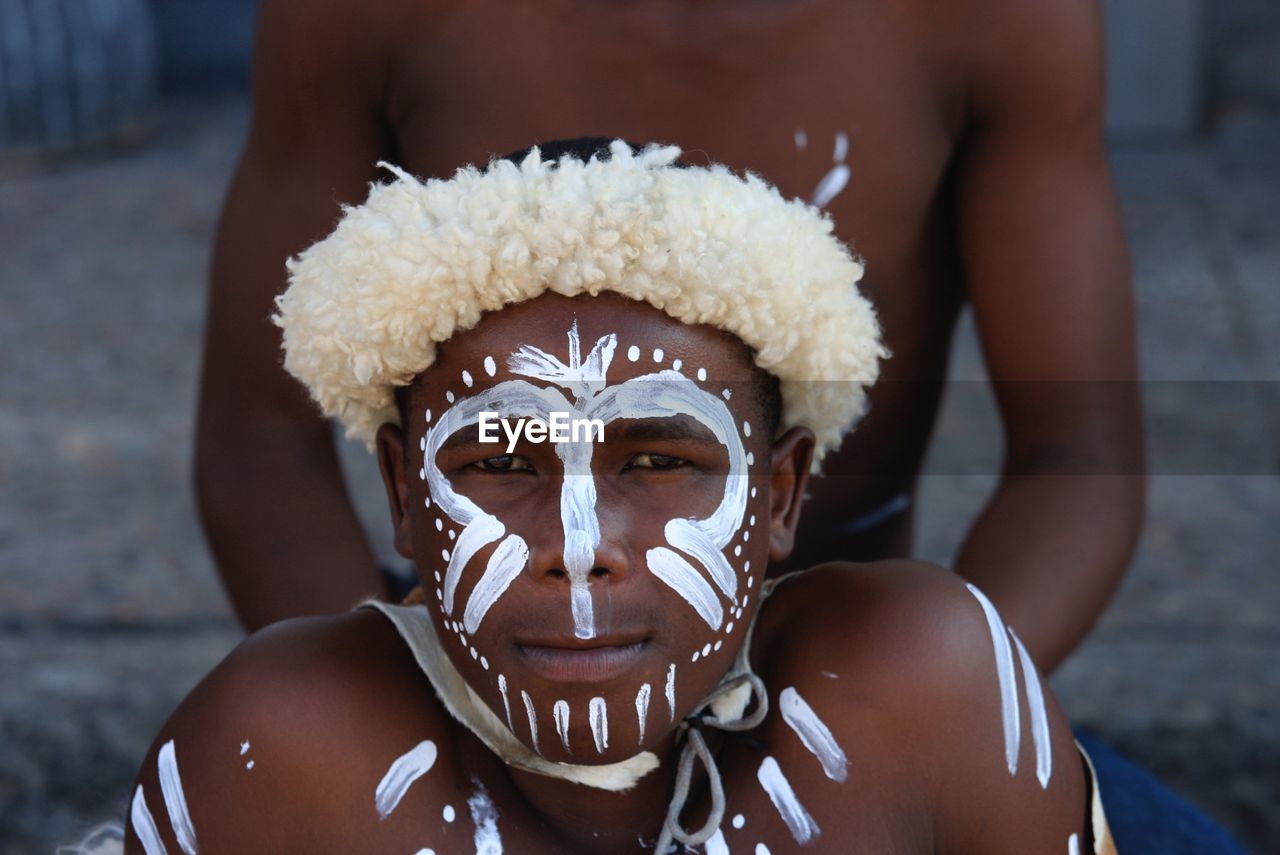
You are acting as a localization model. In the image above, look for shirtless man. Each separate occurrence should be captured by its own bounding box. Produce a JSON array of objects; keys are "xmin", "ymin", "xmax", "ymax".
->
[
  {"xmin": 133, "ymin": 146, "xmax": 1113, "ymax": 853},
  {"xmin": 195, "ymin": 0, "xmax": 1144, "ymax": 672}
]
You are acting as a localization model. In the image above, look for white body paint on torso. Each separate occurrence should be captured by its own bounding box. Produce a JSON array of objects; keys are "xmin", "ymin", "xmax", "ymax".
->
[
  {"xmin": 756, "ymin": 756, "xmax": 820, "ymax": 844},
  {"xmin": 468, "ymin": 783, "xmax": 504, "ymax": 854},
  {"xmin": 157, "ymin": 740, "xmax": 198, "ymax": 855},
  {"xmin": 778, "ymin": 687, "xmax": 849, "ymax": 782},
  {"xmin": 374, "ymin": 739, "xmax": 438, "ymax": 820},
  {"xmin": 705, "ymin": 828, "xmax": 730, "ymax": 855}
]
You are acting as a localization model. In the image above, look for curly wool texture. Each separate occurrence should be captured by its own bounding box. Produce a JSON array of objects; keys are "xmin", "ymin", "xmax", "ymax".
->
[{"xmin": 275, "ymin": 141, "xmax": 886, "ymax": 466}]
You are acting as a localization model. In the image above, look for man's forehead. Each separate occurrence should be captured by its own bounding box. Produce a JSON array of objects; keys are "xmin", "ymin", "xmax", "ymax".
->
[{"xmin": 422, "ymin": 293, "xmax": 760, "ymax": 390}]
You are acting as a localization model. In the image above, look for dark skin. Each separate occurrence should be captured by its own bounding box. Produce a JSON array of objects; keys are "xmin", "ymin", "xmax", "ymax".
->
[
  {"xmin": 138, "ymin": 296, "xmax": 1092, "ymax": 853},
  {"xmin": 197, "ymin": 0, "xmax": 1144, "ymax": 670}
]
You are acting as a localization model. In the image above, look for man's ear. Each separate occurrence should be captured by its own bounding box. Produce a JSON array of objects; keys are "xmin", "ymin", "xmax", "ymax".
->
[
  {"xmin": 375, "ymin": 422, "xmax": 416, "ymax": 560},
  {"xmin": 766, "ymin": 427, "xmax": 815, "ymax": 562}
]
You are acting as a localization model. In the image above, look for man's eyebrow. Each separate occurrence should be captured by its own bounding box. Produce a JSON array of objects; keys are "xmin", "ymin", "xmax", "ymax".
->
[
  {"xmin": 608, "ymin": 417, "xmax": 721, "ymax": 446},
  {"xmin": 439, "ymin": 426, "xmax": 487, "ymax": 453}
]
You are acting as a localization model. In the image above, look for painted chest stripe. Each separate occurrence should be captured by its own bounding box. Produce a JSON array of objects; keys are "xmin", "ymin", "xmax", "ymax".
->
[
  {"xmin": 374, "ymin": 739, "xmax": 438, "ymax": 820},
  {"xmin": 779, "ymin": 686, "xmax": 849, "ymax": 782},
  {"xmin": 756, "ymin": 755, "xmax": 820, "ymax": 844}
]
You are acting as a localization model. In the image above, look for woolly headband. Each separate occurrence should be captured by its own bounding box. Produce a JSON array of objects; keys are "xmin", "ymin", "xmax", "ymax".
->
[{"xmin": 275, "ymin": 140, "xmax": 886, "ymax": 465}]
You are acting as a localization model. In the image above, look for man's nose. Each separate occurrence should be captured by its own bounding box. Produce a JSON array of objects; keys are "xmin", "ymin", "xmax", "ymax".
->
[{"xmin": 525, "ymin": 531, "xmax": 632, "ymax": 586}]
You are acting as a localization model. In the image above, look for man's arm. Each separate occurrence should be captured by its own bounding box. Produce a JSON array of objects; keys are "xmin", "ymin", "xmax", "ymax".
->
[
  {"xmin": 947, "ymin": 0, "xmax": 1144, "ymax": 670},
  {"xmin": 195, "ymin": 0, "xmax": 397, "ymax": 629}
]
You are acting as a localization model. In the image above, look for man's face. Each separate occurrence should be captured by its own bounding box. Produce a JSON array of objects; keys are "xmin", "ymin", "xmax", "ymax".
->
[{"xmin": 378, "ymin": 293, "xmax": 810, "ymax": 764}]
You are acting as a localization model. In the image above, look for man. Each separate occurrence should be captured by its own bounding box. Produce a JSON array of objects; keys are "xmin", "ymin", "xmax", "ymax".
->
[
  {"xmin": 196, "ymin": 0, "xmax": 1143, "ymax": 674},
  {"xmin": 133, "ymin": 145, "xmax": 1113, "ymax": 853}
]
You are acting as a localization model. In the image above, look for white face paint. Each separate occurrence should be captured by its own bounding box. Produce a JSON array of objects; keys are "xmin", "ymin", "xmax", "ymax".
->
[
  {"xmin": 779, "ymin": 687, "xmax": 848, "ymax": 782},
  {"xmin": 635, "ymin": 683, "xmax": 651, "ymax": 745},
  {"xmin": 239, "ymin": 740, "xmax": 249, "ymax": 756},
  {"xmin": 589, "ymin": 696, "xmax": 609, "ymax": 753},
  {"xmin": 832, "ymin": 131, "xmax": 849, "ymax": 163},
  {"xmin": 756, "ymin": 756, "xmax": 820, "ymax": 844},
  {"xmin": 1068, "ymin": 833, "xmax": 1080, "ymax": 855},
  {"xmin": 468, "ymin": 783, "xmax": 504, "ymax": 855},
  {"xmin": 666, "ymin": 664, "xmax": 677, "ymax": 722},
  {"xmin": 130, "ymin": 786, "xmax": 165, "ymax": 855},
  {"xmin": 756, "ymin": 844, "xmax": 773, "ymax": 855},
  {"xmin": 157, "ymin": 740, "xmax": 197, "ymax": 855},
  {"xmin": 794, "ymin": 129, "xmax": 808, "ymax": 151},
  {"xmin": 443, "ymin": 804, "xmax": 456, "ymax": 822},
  {"xmin": 497, "ymin": 674, "xmax": 513, "ymax": 730},
  {"xmin": 375, "ymin": 739, "xmax": 438, "ymax": 820},
  {"xmin": 553, "ymin": 700, "xmax": 571, "ymax": 752},
  {"xmin": 732, "ymin": 814, "xmax": 746, "ymax": 829},
  {"xmin": 521, "ymin": 690, "xmax": 540, "ymax": 753}
]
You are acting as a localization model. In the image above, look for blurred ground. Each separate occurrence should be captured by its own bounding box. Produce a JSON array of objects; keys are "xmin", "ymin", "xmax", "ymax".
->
[{"xmin": 0, "ymin": 101, "xmax": 1276, "ymax": 853}]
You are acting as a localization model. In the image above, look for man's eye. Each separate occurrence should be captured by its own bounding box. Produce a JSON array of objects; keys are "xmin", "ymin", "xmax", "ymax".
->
[
  {"xmin": 627, "ymin": 453, "xmax": 688, "ymax": 470},
  {"xmin": 474, "ymin": 455, "xmax": 533, "ymax": 472}
]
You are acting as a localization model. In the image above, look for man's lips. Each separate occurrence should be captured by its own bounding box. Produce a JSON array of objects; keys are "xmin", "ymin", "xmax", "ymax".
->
[{"xmin": 514, "ymin": 635, "xmax": 652, "ymax": 683}]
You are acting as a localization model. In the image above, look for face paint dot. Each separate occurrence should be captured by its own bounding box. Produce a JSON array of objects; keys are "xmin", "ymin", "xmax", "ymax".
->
[
  {"xmin": 744, "ymin": 560, "xmax": 751, "ymax": 573},
  {"xmin": 425, "ymin": 408, "xmax": 432, "ymax": 422},
  {"xmin": 434, "ymin": 570, "xmax": 441, "ymax": 582},
  {"xmin": 722, "ymin": 388, "xmax": 732, "ymax": 400},
  {"xmin": 751, "ymin": 487, "xmax": 758, "ymax": 498},
  {"xmin": 726, "ymin": 621, "xmax": 736, "ymax": 634},
  {"xmin": 470, "ymin": 647, "xmax": 479, "ymax": 660},
  {"xmin": 746, "ymin": 452, "xmax": 755, "ymax": 466},
  {"xmin": 443, "ymin": 804, "xmax": 456, "ymax": 822},
  {"xmin": 742, "ymin": 595, "xmax": 751, "ymax": 608},
  {"xmin": 239, "ymin": 740, "xmax": 249, "ymax": 755},
  {"xmin": 441, "ymin": 548, "xmax": 450, "ymax": 560},
  {"xmin": 734, "ymin": 545, "xmax": 742, "ymax": 557},
  {"xmin": 743, "ymin": 421, "xmax": 752, "ymax": 437},
  {"xmin": 697, "ymin": 367, "xmax": 707, "ymax": 381},
  {"xmin": 436, "ymin": 588, "xmax": 443, "ymax": 600},
  {"xmin": 749, "ymin": 515, "xmax": 756, "ymax": 526},
  {"xmin": 672, "ymin": 358, "xmax": 683, "ymax": 371},
  {"xmin": 746, "ymin": 576, "xmax": 754, "ymax": 588},
  {"xmin": 714, "ymin": 640, "xmax": 723, "ymax": 652},
  {"xmin": 445, "ymin": 390, "xmax": 455, "ymax": 403},
  {"xmin": 420, "ymin": 436, "xmax": 427, "ymax": 451},
  {"xmin": 460, "ymin": 634, "xmax": 468, "ymax": 647},
  {"xmin": 484, "ymin": 355, "xmax": 497, "ymax": 376},
  {"xmin": 743, "ymin": 531, "xmax": 750, "ymax": 542},
  {"xmin": 462, "ymin": 370, "xmax": 473, "ymax": 387},
  {"xmin": 481, "ymin": 656, "xmax": 489, "ymax": 671},
  {"xmin": 702, "ymin": 643, "xmax": 712, "ymax": 657},
  {"xmin": 419, "ymin": 468, "xmax": 426, "ymax": 481},
  {"xmin": 425, "ymin": 496, "xmax": 432, "ymax": 508},
  {"xmin": 652, "ymin": 347, "xmax": 664, "ymax": 362},
  {"xmin": 448, "ymin": 530, "xmax": 456, "ymax": 541},
  {"xmin": 435, "ymin": 518, "xmax": 444, "ymax": 531},
  {"xmin": 735, "ymin": 607, "xmax": 744, "ymax": 620},
  {"xmin": 246, "ymin": 760, "xmax": 255, "ymax": 769},
  {"xmin": 733, "ymin": 814, "xmax": 745, "ymax": 829},
  {"xmin": 627, "ymin": 345, "xmax": 640, "ymax": 362},
  {"xmin": 692, "ymin": 651, "xmax": 701, "ymax": 663}
]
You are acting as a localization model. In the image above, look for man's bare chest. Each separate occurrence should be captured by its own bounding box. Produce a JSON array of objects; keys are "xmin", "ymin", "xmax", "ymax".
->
[{"xmin": 386, "ymin": 0, "xmax": 959, "ymax": 267}]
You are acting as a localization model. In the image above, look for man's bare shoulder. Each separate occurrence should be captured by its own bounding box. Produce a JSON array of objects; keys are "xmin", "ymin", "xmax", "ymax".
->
[
  {"xmin": 752, "ymin": 561, "xmax": 1089, "ymax": 852},
  {"xmin": 125, "ymin": 610, "xmax": 456, "ymax": 852}
]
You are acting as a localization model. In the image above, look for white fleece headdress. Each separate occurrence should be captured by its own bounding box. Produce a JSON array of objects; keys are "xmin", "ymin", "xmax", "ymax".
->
[{"xmin": 275, "ymin": 140, "xmax": 886, "ymax": 465}]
